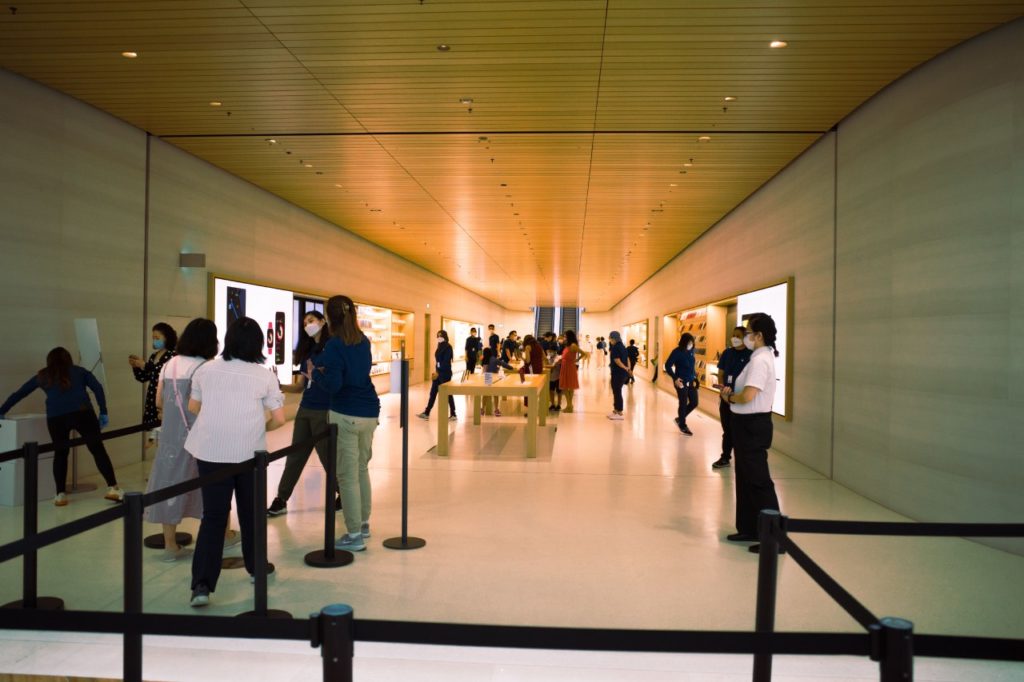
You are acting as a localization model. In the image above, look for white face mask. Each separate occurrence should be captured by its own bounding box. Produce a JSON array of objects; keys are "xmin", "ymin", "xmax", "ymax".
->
[
  {"xmin": 743, "ymin": 334, "xmax": 756, "ymax": 351},
  {"xmin": 437, "ymin": 337, "xmax": 445, "ymax": 343},
  {"xmin": 304, "ymin": 322, "xmax": 322, "ymax": 338},
  {"xmin": 731, "ymin": 337, "xmax": 744, "ymax": 349},
  {"xmin": 686, "ymin": 343, "xmax": 694, "ymax": 351}
]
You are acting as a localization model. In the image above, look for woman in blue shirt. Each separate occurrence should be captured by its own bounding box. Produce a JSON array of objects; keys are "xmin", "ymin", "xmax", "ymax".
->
[
  {"xmin": 318, "ymin": 295, "xmax": 381, "ymax": 553},
  {"xmin": 0, "ymin": 347, "xmax": 122, "ymax": 506},
  {"xmin": 267, "ymin": 310, "xmax": 339, "ymax": 516},
  {"xmin": 417, "ymin": 329, "xmax": 457, "ymax": 421},
  {"xmin": 664, "ymin": 333, "xmax": 698, "ymax": 435}
]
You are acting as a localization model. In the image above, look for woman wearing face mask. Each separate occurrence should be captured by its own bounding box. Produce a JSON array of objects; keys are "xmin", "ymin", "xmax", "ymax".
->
[
  {"xmin": 129, "ymin": 322, "xmax": 177, "ymax": 441},
  {"xmin": 267, "ymin": 311, "xmax": 340, "ymax": 516},
  {"xmin": 664, "ymin": 332, "xmax": 697, "ymax": 435},
  {"xmin": 557, "ymin": 330, "xmax": 587, "ymax": 413},
  {"xmin": 417, "ymin": 329, "xmax": 457, "ymax": 421},
  {"xmin": 720, "ymin": 313, "xmax": 781, "ymax": 554},
  {"xmin": 712, "ymin": 326, "xmax": 753, "ymax": 470}
]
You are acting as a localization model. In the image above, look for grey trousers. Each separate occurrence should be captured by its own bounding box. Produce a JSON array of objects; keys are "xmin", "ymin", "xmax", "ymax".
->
[
  {"xmin": 276, "ymin": 407, "xmax": 332, "ymax": 501},
  {"xmin": 329, "ymin": 411, "xmax": 378, "ymax": 535}
]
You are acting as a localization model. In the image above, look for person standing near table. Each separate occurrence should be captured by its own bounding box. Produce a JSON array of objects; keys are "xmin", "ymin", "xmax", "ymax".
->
[
  {"xmin": 626, "ymin": 339, "xmax": 640, "ymax": 385},
  {"xmin": 487, "ymin": 324, "xmax": 500, "ymax": 356},
  {"xmin": 186, "ymin": 317, "xmax": 285, "ymax": 607},
  {"xmin": 606, "ymin": 331, "xmax": 631, "ymax": 421},
  {"xmin": 319, "ymin": 295, "xmax": 382, "ymax": 553},
  {"xmin": 417, "ymin": 329, "xmax": 457, "ymax": 421},
  {"xmin": 721, "ymin": 313, "xmax": 780, "ymax": 554},
  {"xmin": 501, "ymin": 330, "xmax": 519, "ymax": 365},
  {"xmin": 558, "ymin": 330, "xmax": 588, "ymax": 413},
  {"xmin": 465, "ymin": 327, "xmax": 483, "ymax": 374},
  {"xmin": 712, "ymin": 326, "xmax": 752, "ymax": 470},
  {"xmin": 664, "ymin": 333, "xmax": 697, "ymax": 435},
  {"xmin": 129, "ymin": 322, "xmax": 177, "ymax": 443},
  {"xmin": 0, "ymin": 347, "xmax": 123, "ymax": 506}
]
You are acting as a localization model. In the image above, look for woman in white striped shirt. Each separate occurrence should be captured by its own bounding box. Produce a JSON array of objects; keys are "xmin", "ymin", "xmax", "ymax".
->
[{"xmin": 185, "ymin": 317, "xmax": 285, "ymax": 607}]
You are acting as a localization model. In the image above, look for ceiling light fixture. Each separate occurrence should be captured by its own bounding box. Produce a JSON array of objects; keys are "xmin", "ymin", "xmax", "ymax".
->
[
  {"xmin": 770, "ymin": 40, "xmax": 788, "ymax": 48},
  {"xmin": 209, "ymin": 101, "xmax": 222, "ymax": 107},
  {"xmin": 670, "ymin": 183, "xmax": 677, "ymax": 187},
  {"xmin": 698, "ymin": 135, "xmax": 711, "ymax": 142},
  {"xmin": 121, "ymin": 51, "xmax": 138, "ymax": 59},
  {"xmin": 724, "ymin": 96, "xmax": 738, "ymax": 102},
  {"xmin": 459, "ymin": 97, "xmax": 473, "ymax": 105},
  {"xmin": 304, "ymin": 163, "xmax": 313, "ymax": 168},
  {"xmin": 437, "ymin": 44, "xmax": 451, "ymax": 52},
  {"xmin": 683, "ymin": 162, "xmax": 693, "ymax": 167},
  {"xmin": 265, "ymin": 138, "xmax": 277, "ymax": 144},
  {"xmin": 335, "ymin": 184, "xmax": 343, "ymax": 188}
]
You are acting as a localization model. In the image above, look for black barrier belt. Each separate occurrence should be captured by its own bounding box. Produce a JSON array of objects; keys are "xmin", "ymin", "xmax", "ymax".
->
[
  {"xmin": 780, "ymin": 537, "xmax": 878, "ymax": 631},
  {"xmin": 0, "ymin": 608, "xmax": 311, "ymax": 641},
  {"xmin": 36, "ymin": 421, "xmax": 160, "ymax": 455},
  {"xmin": 786, "ymin": 519, "xmax": 1024, "ymax": 538},
  {"xmin": 265, "ymin": 428, "xmax": 332, "ymax": 465},
  {"xmin": 0, "ymin": 447, "xmax": 24, "ymax": 464},
  {"xmin": 355, "ymin": 621, "xmax": 871, "ymax": 656},
  {"xmin": 0, "ymin": 504, "xmax": 125, "ymax": 564},
  {"xmin": 915, "ymin": 634, "xmax": 1024, "ymax": 662}
]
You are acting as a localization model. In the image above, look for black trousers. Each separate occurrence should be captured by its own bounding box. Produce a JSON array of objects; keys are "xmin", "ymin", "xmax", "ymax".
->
[
  {"xmin": 424, "ymin": 378, "xmax": 456, "ymax": 416},
  {"xmin": 606, "ymin": 372, "xmax": 622, "ymax": 409},
  {"xmin": 731, "ymin": 412, "xmax": 780, "ymax": 536},
  {"xmin": 719, "ymin": 398, "xmax": 735, "ymax": 462},
  {"xmin": 466, "ymin": 353, "xmax": 478, "ymax": 374},
  {"xmin": 46, "ymin": 408, "xmax": 118, "ymax": 493},
  {"xmin": 628, "ymin": 360, "xmax": 637, "ymax": 383},
  {"xmin": 192, "ymin": 459, "xmax": 255, "ymax": 591},
  {"xmin": 675, "ymin": 383, "xmax": 698, "ymax": 428}
]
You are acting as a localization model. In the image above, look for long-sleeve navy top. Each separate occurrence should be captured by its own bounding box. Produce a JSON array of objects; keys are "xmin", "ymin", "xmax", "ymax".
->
[
  {"xmin": 318, "ymin": 336, "xmax": 381, "ymax": 418},
  {"xmin": 434, "ymin": 342, "xmax": 454, "ymax": 382},
  {"xmin": 664, "ymin": 347, "xmax": 696, "ymax": 383},
  {"xmin": 1, "ymin": 366, "xmax": 107, "ymax": 418}
]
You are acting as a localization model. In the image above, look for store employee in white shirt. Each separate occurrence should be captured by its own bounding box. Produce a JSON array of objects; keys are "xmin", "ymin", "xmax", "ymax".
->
[{"xmin": 719, "ymin": 313, "xmax": 780, "ymax": 554}]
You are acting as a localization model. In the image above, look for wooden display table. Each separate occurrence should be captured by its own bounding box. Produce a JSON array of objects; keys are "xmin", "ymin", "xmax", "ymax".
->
[{"xmin": 436, "ymin": 372, "xmax": 549, "ymax": 458}]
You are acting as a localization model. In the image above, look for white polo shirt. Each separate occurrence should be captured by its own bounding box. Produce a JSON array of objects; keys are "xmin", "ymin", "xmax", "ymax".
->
[
  {"xmin": 184, "ymin": 358, "xmax": 285, "ymax": 463},
  {"xmin": 730, "ymin": 346, "xmax": 776, "ymax": 415}
]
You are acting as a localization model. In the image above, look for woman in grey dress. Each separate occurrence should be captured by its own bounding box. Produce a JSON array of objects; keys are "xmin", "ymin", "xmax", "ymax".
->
[{"xmin": 146, "ymin": 319, "xmax": 237, "ymax": 561}]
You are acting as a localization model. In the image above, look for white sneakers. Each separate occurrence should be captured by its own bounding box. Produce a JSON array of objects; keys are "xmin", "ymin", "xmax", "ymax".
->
[
  {"xmin": 104, "ymin": 487, "xmax": 124, "ymax": 502},
  {"xmin": 607, "ymin": 412, "xmax": 625, "ymax": 421},
  {"xmin": 54, "ymin": 492, "xmax": 68, "ymax": 506}
]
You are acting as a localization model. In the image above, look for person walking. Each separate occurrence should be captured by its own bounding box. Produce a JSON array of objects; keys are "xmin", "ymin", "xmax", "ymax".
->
[
  {"xmin": 712, "ymin": 326, "xmax": 752, "ymax": 470},
  {"xmin": 626, "ymin": 339, "xmax": 640, "ymax": 385},
  {"xmin": 487, "ymin": 324, "xmax": 500, "ymax": 356},
  {"xmin": 558, "ymin": 330, "xmax": 588, "ymax": 413},
  {"xmin": 721, "ymin": 313, "xmax": 781, "ymax": 554},
  {"xmin": 267, "ymin": 310, "xmax": 339, "ymax": 516},
  {"xmin": 129, "ymin": 322, "xmax": 177, "ymax": 444},
  {"xmin": 1, "ymin": 347, "xmax": 123, "ymax": 506},
  {"xmin": 595, "ymin": 337, "xmax": 607, "ymax": 367},
  {"xmin": 318, "ymin": 295, "xmax": 382, "ymax": 553},
  {"xmin": 520, "ymin": 335, "xmax": 545, "ymax": 416},
  {"xmin": 465, "ymin": 327, "xmax": 483, "ymax": 374},
  {"xmin": 185, "ymin": 317, "xmax": 285, "ymax": 607},
  {"xmin": 417, "ymin": 329, "xmax": 457, "ymax": 421},
  {"xmin": 581, "ymin": 335, "xmax": 593, "ymax": 369},
  {"xmin": 145, "ymin": 318, "xmax": 218, "ymax": 561},
  {"xmin": 664, "ymin": 332, "xmax": 698, "ymax": 435},
  {"xmin": 606, "ymin": 331, "xmax": 632, "ymax": 420}
]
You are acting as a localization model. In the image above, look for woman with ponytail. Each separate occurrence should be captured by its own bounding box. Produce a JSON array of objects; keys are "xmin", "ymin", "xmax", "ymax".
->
[{"xmin": 720, "ymin": 313, "xmax": 781, "ymax": 554}]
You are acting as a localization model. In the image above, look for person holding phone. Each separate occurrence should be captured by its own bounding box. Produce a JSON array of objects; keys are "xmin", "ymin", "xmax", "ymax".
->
[
  {"xmin": 417, "ymin": 329, "xmax": 457, "ymax": 421},
  {"xmin": 1, "ymin": 347, "xmax": 123, "ymax": 506},
  {"xmin": 129, "ymin": 322, "xmax": 177, "ymax": 442},
  {"xmin": 712, "ymin": 326, "xmax": 752, "ymax": 470},
  {"xmin": 720, "ymin": 313, "xmax": 781, "ymax": 553},
  {"xmin": 664, "ymin": 332, "xmax": 698, "ymax": 435}
]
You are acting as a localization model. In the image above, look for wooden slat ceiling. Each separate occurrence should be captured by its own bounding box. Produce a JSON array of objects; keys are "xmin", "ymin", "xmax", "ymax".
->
[{"xmin": 3, "ymin": 1, "xmax": 1022, "ymax": 310}]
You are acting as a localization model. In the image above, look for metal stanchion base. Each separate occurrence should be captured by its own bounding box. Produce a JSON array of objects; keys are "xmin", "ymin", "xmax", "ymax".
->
[
  {"xmin": 144, "ymin": 532, "xmax": 193, "ymax": 549},
  {"xmin": 237, "ymin": 609, "xmax": 292, "ymax": 619},
  {"xmin": 2, "ymin": 597, "xmax": 65, "ymax": 610},
  {"xmin": 304, "ymin": 549, "xmax": 354, "ymax": 568},
  {"xmin": 383, "ymin": 537, "xmax": 426, "ymax": 550}
]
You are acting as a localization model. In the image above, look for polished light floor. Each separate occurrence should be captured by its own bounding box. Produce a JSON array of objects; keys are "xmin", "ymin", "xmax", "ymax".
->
[{"xmin": 0, "ymin": 365, "xmax": 1021, "ymax": 680}]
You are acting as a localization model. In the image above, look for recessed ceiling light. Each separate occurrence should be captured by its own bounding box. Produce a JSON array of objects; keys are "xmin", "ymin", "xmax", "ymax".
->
[
  {"xmin": 121, "ymin": 51, "xmax": 138, "ymax": 59},
  {"xmin": 459, "ymin": 97, "xmax": 473, "ymax": 105},
  {"xmin": 770, "ymin": 40, "xmax": 788, "ymax": 48},
  {"xmin": 670, "ymin": 183, "xmax": 677, "ymax": 187},
  {"xmin": 683, "ymin": 162, "xmax": 693, "ymax": 167},
  {"xmin": 304, "ymin": 163, "xmax": 313, "ymax": 168},
  {"xmin": 209, "ymin": 101, "xmax": 222, "ymax": 107},
  {"xmin": 723, "ymin": 96, "xmax": 738, "ymax": 102},
  {"xmin": 335, "ymin": 184, "xmax": 343, "ymax": 188},
  {"xmin": 437, "ymin": 44, "xmax": 451, "ymax": 52},
  {"xmin": 265, "ymin": 138, "xmax": 277, "ymax": 144},
  {"xmin": 698, "ymin": 135, "xmax": 711, "ymax": 142}
]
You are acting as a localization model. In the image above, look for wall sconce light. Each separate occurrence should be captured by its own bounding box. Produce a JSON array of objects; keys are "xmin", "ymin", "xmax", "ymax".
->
[{"xmin": 179, "ymin": 253, "xmax": 206, "ymax": 268}]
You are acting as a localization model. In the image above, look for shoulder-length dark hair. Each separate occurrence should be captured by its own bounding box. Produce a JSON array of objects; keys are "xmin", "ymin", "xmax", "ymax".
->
[
  {"xmin": 678, "ymin": 332, "xmax": 695, "ymax": 349},
  {"xmin": 564, "ymin": 330, "xmax": 578, "ymax": 347},
  {"xmin": 326, "ymin": 295, "xmax": 366, "ymax": 346},
  {"xmin": 38, "ymin": 347, "xmax": 73, "ymax": 390},
  {"xmin": 222, "ymin": 317, "xmax": 265, "ymax": 363},
  {"xmin": 176, "ymin": 318, "xmax": 218, "ymax": 359},
  {"xmin": 152, "ymin": 322, "xmax": 178, "ymax": 352},
  {"xmin": 295, "ymin": 310, "xmax": 327, "ymax": 365}
]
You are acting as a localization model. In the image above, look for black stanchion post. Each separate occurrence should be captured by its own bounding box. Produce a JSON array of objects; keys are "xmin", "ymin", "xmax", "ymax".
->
[
  {"xmin": 240, "ymin": 450, "xmax": 289, "ymax": 619},
  {"xmin": 384, "ymin": 342, "xmax": 426, "ymax": 551},
  {"xmin": 752, "ymin": 509, "xmax": 783, "ymax": 682},
  {"xmin": 318, "ymin": 604, "xmax": 354, "ymax": 682},
  {"xmin": 123, "ymin": 492, "xmax": 144, "ymax": 682},
  {"xmin": 2, "ymin": 442, "xmax": 64, "ymax": 611},
  {"xmin": 873, "ymin": 617, "xmax": 913, "ymax": 682},
  {"xmin": 306, "ymin": 424, "xmax": 353, "ymax": 568}
]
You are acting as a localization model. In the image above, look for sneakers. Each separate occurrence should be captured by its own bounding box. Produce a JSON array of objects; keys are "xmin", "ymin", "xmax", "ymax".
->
[
  {"xmin": 54, "ymin": 492, "xmax": 68, "ymax": 507},
  {"xmin": 679, "ymin": 426, "xmax": 693, "ymax": 436},
  {"xmin": 335, "ymin": 533, "xmax": 366, "ymax": 552},
  {"xmin": 712, "ymin": 457, "xmax": 731, "ymax": 469},
  {"xmin": 416, "ymin": 412, "xmax": 429, "ymax": 420},
  {"xmin": 104, "ymin": 487, "xmax": 124, "ymax": 502},
  {"xmin": 267, "ymin": 497, "xmax": 287, "ymax": 516},
  {"xmin": 360, "ymin": 522, "xmax": 371, "ymax": 539},
  {"xmin": 162, "ymin": 546, "xmax": 192, "ymax": 563},
  {"xmin": 494, "ymin": 409, "xmax": 502, "ymax": 417},
  {"xmin": 449, "ymin": 414, "xmax": 458, "ymax": 422},
  {"xmin": 607, "ymin": 412, "xmax": 624, "ymax": 421},
  {"xmin": 190, "ymin": 584, "xmax": 210, "ymax": 607}
]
